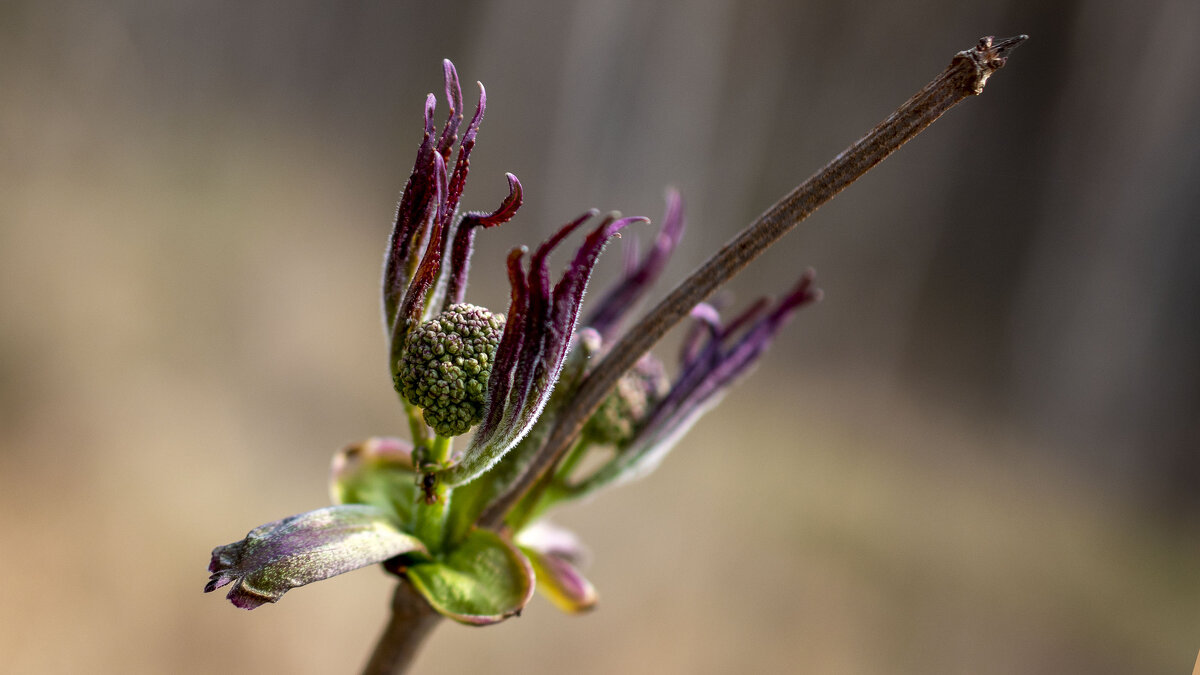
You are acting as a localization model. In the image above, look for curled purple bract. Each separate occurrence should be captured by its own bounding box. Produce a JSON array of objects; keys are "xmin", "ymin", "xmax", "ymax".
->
[
  {"xmin": 585, "ymin": 188, "xmax": 686, "ymax": 340},
  {"xmin": 383, "ymin": 60, "xmax": 521, "ymax": 374}
]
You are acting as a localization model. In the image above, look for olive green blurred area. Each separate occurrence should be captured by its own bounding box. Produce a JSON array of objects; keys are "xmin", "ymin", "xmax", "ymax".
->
[{"xmin": 3, "ymin": 1, "xmax": 1199, "ymax": 673}]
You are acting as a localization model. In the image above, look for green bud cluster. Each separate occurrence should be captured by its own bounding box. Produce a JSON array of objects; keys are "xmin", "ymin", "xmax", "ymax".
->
[
  {"xmin": 395, "ymin": 303, "xmax": 506, "ymax": 437},
  {"xmin": 583, "ymin": 353, "xmax": 670, "ymax": 447}
]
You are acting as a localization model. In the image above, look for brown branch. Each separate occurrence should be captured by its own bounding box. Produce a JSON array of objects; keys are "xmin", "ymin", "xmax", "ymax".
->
[
  {"xmin": 478, "ymin": 34, "xmax": 1027, "ymax": 529},
  {"xmin": 361, "ymin": 581, "xmax": 442, "ymax": 675}
]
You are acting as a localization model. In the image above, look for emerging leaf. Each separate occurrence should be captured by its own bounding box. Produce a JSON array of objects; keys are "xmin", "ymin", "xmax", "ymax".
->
[
  {"xmin": 521, "ymin": 547, "xmax": 597, "ymax": 615},
  {"xmin": 205, "ymin": 505, "xmax": 427, "ymax": 610},
  {"xmin": 517, "ymin": 521, "xmax": 596, "ymax": 614},
  {"xmin": 406, "ymin": 529, "xmax": 535, "ymax": 625}
]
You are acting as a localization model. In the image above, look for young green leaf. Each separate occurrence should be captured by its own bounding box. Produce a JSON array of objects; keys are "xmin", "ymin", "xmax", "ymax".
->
[{"xmin": 405, "ymin": 529, "xmax": 535, "ymax": 624}]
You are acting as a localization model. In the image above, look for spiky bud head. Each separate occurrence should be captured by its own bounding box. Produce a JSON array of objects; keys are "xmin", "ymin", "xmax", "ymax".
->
[
  {"xmin": 395, "ymin": 303, "xmax": 505, "ymax": 437},
  {"xmin": 583, "ymin": 353, "xmax": 669, "ymax": 447}
]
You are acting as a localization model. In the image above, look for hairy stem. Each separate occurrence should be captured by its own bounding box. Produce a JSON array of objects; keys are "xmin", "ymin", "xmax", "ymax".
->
[
  {"xmin": 361, "ymin": 580, "xmax": 442, "ymax": 675},
  {"xmin": 478, "ymin": 34, "xmax": 1027, "ymax": 528}
]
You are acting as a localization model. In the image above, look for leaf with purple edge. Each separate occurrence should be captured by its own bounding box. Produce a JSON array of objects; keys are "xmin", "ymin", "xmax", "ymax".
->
[
  {"xmin": 405, "ymin": 529, "xmax": 535, "ymax": 625},
  {"xmin": 205, "ymin": 505, "xmax": 428, "ymax": 610}
]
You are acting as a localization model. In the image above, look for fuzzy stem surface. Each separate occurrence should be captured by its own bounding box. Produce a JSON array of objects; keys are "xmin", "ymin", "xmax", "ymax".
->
[{"xmin": 477, "ymin": 35, "xmax": 1027, "ymax": 529}]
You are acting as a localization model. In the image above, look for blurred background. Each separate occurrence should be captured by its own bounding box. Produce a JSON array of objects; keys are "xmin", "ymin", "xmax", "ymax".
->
[{"xmin": 2, "ymin": 1, "xmax": 1198, "ymax": 673}]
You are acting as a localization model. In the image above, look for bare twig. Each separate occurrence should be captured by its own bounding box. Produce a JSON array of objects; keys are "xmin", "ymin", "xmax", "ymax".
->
[{"xmin": 478, "ymin": 35, "xmax": 1027, "ymax": 528}]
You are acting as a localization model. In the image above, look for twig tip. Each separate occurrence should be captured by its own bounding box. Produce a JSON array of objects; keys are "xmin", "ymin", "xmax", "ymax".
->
[{"xmin": 990, "ymin": 34, "xmax": 1029, "ymax": 56}]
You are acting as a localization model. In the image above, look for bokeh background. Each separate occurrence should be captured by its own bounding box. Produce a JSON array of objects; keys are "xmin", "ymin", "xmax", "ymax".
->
[{"xmin": 3, "ymin": 1, "xmax": 1199, "ymax": 673}]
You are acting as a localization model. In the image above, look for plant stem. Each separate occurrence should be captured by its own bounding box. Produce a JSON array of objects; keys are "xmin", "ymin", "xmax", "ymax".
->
[
  {"xmin": 403, "ymin": 401, "xmax": 430, "ymax": 450},
  {"xmin": 505, "ymin": 435, "xmax": 591, "ymax": 530},
  {"xmin": 413, "ymin": 434, "xmax": 452, "ymax": 551},
  {"xmin": 553, "ymin": 436, "xmax": 591, "ymax": 482},
  {"xmin": 361, "ymin": 581, "xmax": 442, "ymax": 675},
  {"xmin": 477, "ymin": 34, "xmax": 1027, "ymax": 529}
]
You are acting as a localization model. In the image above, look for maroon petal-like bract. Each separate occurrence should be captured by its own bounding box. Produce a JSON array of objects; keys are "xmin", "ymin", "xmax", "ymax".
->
[
  {"xmin": 435, "ymin": 59, "xmax": 464, "ymax": 164},
  {"xmin": 378, "ymin": 60, "xmax": 649, "ymax": 487},
  {"xmin": 383, "ymin": 60, "xmax": 518, "ymax": 368},
  {"xmin": 443, "ymin": 213, "xmax": 647, "ymax": 486},
  {"xmin": 585, "ymin": 188, "xmax": 686, "ymax": 339},
  {"xmin": 472, "ymin": 248, "xmax": 531, "ymax": 447},
  {"xmin": 673, "ymin": 272, "xmax": 820, "ymax": 417},
  {"xmin": 443, "ymin": 173, "xmax": 523, "ymax": 310},
  {"xmin": 656, "ymin": 270, "xmax": 819, "ymax": 438},
  {"xmin": 444, "ymin": 78, "xmax": 486, "ymax": 223},
  {"xmin": 383, "ymin": 93, "xmax": 440, "ymax": 329},
  {"xmin": 582, "ymin": 270, "xmax": 820, "ymax": 490},
  {"xmin": 392, "ymin": 151, "xmax": 449, "ymax": 357},
  {"xmin": 501, "ymin": 211, "xmax": 595, "ymax": 438}
]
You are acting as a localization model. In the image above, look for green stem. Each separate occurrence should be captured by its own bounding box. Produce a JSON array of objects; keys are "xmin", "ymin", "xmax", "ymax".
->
[
  {"xmin": 557, "ymin": 454, "xmax": 625, "ymax": 503},
  {"xmin": 413, "ymin": 434, "xmax": 452, "ymax": 551},
  {"xmin": 505, "ymin": 483, "xmax": 560, "ymax": 533},
  {"xmin": 552, "ymin": 436, "xmax": 592, "ymax": 482},
  {"xmin": 505, "ymin": 438, "xmax": 590, "ymax": 531},
  {"xmin": 402, "ymin": 401, "xmax": 430, "ymax": 449}
]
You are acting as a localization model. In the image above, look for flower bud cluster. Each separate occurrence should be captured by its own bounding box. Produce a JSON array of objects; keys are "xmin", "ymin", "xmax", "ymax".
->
[
  {"xmin": 583, "ymin": 354, "xmax": 669, "ymax": 447},
  {"xmin": 395, "ymin": 303, "xmax": 505, "ymax": 437}
]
